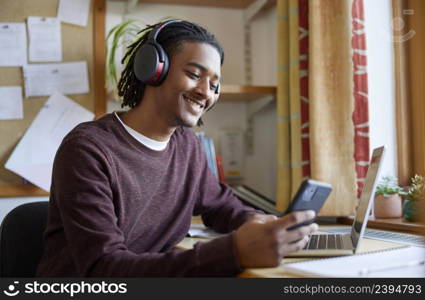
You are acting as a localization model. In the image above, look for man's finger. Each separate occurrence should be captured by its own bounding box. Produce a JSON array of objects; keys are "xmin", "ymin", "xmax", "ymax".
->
[
  {"xmin": 249, "ymin": 214, "xmax": 278, "ymax": 224},
  {"xmin": 277, "ymin": 223, "xmax": 318, "ymax": 243},
  {"xmin": 269, "ymin": 210, "xmax": 316, "ymax": 230},
  {"xmin": 281, "ymin": 235, "xmax": 310, "ymax": 255}
]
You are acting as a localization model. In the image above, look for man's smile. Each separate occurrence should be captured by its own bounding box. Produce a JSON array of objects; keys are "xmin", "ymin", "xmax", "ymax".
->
[{"xmin": 183, "ymin": 94, "xmax": 206, "ymax": 112}]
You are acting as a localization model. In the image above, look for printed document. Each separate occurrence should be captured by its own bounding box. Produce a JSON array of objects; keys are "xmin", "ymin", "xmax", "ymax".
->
[
  {"xmin": 27, "ymin": 17, "xmax": 62, "ymax": 62},
  {"xmin": 0, "ymin": 86, "xmax": 23, "ymax": 120},
  {"xmin": 23, "ymin": 61, "xmax": 90, "ymax": 97},
  {"xmin": 0, "ymin": 23, "xmax": 27, "ymax": 66},
  {"xmin": 284, "ymin": 246, "xmax": 425, "ymax": 278},
  {"xmin": 5, "ymin": 92, "xmax": 94, "ymax": 191},
  {"xmin": 58, "ymin": 0, "xmax": 91, "ymax": 27}
]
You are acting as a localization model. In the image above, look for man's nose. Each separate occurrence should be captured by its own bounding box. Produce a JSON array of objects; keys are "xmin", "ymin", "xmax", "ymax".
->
[{"xmin": 194, "ymin": 78, "xmax": 213, "ymax": 99}]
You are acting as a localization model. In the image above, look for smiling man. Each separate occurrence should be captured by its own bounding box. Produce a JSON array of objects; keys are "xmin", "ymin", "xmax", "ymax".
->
[{"xmin": 37, "ymin": 20, "xmax": 318, "ymax": 277}]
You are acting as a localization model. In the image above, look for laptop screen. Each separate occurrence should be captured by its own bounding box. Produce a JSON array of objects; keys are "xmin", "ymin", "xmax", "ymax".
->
[{"xmin": 350, "ymin": 146, "xmax": 386, "ymax": 251}]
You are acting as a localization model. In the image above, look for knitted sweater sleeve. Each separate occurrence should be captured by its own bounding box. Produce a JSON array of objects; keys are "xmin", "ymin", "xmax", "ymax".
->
[{"xmin": 46, "ymin": 137, "xmax": 243, "ymax": 277}]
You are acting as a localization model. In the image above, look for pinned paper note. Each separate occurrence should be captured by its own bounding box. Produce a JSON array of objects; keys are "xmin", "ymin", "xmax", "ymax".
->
[
  {"xmin": 58, "ymin": 0, "xmax": 91, "ymax": 27},
  {"xmin": 5, "ymin": 92, "xmax": 94, "ymax": 191},
  {"xmin": 0, "ymin": 23, "xmax": 27, "ymax": 66},
  {"xmin": 27, "ymin": 17, "xmax": 62, "ymax": 62},
  {"xmin": 23, "ymin": 61, "xmax": 90, "ymax": 97},
  {"xmin": 0, "ymin": 86, "xmax": 23, "ymax": 120}
]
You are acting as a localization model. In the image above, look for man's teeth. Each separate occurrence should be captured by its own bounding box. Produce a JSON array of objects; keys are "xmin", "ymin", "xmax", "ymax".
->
[{"xmin": 184, "ymin": 96, "xmax": 203, "ymax": 108}]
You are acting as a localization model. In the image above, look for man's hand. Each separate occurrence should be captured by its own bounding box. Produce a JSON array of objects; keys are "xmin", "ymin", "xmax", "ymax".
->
[{"xmin": 234, "ymin": 211, "xmax": 318, "ymax": 268}]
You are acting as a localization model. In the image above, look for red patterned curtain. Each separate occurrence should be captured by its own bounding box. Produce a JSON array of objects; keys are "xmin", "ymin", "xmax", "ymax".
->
[
  {"xmin": 299, "ymin": 0, "xmax": 310, "ymax": 179},
  {"xmin": 352, "ymin": 0, "xmax": 370, "ymax": 197}
]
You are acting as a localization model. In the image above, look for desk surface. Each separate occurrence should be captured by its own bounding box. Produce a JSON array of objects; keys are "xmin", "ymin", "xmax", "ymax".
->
[{"xmin": 177, "ymin": 223, "xmax": 410, "ymax": 278}]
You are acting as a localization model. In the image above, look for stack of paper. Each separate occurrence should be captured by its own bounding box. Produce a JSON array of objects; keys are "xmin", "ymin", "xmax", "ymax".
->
[{"xmin": 284, "ymin": 246, "xmax": 425, "ymax": 277}]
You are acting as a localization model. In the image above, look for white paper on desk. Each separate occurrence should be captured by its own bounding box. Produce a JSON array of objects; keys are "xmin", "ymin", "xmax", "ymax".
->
[
  {"xmin": 0, "ymin": 86, "xmax": 23, "ymax": 120},
  {"xmin": 0, "ymin": 23, "xmax": 27, "ymax": 66},
  {"xmin": 27, "ymin": 17, "xmax": 62, "ymax": 62},
  {"xmin": 23, "ymin": 61, "xmax": 89, "ymax": 97},
  {"xmin": 284, "ymin": 246, "xmax": 425, "ymax": 278},
  {"xmin": 5, "ymin": 92, "xmax": 94, "ymax": 191},
  {"xmin": 58, "ymin": 0, "xmax": 91, "ymax": 27},
  {"xmin": 187, "ymin": 224, "xmax": 225, "ymax": 239}
]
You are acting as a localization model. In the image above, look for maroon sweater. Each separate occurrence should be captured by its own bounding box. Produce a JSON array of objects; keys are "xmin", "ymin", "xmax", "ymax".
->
[{"xmin": 37, "ymin": 114, "xmax": 258, "ymax": 277}]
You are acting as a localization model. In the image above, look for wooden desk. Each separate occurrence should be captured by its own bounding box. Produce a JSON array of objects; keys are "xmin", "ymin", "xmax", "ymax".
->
[
  {"xmin": 239, "ymin": 226, "xmax": 406, "ymax": 278},
  {"xmin": 177, "ymin": 224, "xmax": 409, "ymax": 278}
]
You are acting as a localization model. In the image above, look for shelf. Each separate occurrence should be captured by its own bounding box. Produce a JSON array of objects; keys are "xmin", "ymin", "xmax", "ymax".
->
[
  {"xmin": 137, "ymin": 0, "xmax": 276, "ymax": 9},
  {"xmin": 219, "ymin": 85, "xmax": 276, "ymax": 102}
]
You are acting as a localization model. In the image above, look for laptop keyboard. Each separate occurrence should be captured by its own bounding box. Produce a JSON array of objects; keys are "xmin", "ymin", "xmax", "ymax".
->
[
  {"xmin": 304, "ymin": 234, "xmax": 344, "ymax": 250},
  {"xmin": 322, "ymin": 227, "xmax": 425, "ymax": 248}
]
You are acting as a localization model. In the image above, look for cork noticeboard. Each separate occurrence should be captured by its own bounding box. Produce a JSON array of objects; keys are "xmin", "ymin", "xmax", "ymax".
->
[{"xmin": 0, "ymin": 0, "xmax": 106, "ymax": 197}]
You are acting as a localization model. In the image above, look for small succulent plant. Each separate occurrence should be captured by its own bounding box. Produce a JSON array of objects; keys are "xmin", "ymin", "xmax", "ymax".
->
[
  {"xmin": 406, "ymin": 174, "xmax": 425, "ymax": 202},
  {"xmin": 375, "ymin": 176, "xmax": 406, "ymax": 198}
]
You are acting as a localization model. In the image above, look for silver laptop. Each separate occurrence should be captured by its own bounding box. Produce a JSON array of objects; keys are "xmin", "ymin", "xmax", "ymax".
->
[{"xmin": 286, "ymin": 146, "xmax": 386, "ymax": 257}]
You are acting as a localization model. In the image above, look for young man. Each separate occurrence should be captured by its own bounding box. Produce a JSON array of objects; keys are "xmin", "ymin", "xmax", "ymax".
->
[{"xmin": 37, "ymin": 20, "xmax": 317, "ymax": 277}]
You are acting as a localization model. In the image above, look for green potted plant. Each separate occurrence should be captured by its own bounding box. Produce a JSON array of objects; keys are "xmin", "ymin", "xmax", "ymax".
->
[
  {"xmin": 105, "ymin": 19, "xmax": 146, "ymax": 98},
  {"xmin": 374, "ymin": 176, "xmax": 406, "ymax": 218},
  {"xmin": 403, "ymin": 174, "xmax": 424, "ymax": 222}
]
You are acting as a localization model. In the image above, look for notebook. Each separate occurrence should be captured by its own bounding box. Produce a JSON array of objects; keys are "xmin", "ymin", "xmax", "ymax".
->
[
  {"xmin": 284, "ymin": 246, "xmax": 425, "ymax": 277},
  {"xmin": 286, "ymin": 146, "xmax": 386, "ymax": 257}
]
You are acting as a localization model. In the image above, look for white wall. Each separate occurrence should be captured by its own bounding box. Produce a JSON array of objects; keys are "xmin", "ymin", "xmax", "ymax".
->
[
  {"xmin": 0, "ymin": 197, "xmax": 48, "ymax": 223},
  {"xmin": 364, "ymin": 0, "xmax": 398, "ymax": 179}
]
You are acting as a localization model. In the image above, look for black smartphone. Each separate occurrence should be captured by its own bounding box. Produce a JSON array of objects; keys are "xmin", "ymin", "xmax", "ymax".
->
[{"xmin": 281, "ymin": 179, "xmax": 332, "ymax": 230}]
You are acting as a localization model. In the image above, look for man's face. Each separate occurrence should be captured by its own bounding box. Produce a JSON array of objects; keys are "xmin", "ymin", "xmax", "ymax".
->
[{"xmin": 153, "ymin": 42, "xmax": 221, "ymax": 128}]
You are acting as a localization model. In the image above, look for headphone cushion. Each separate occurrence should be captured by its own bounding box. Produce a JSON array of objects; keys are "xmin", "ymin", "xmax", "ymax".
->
[
  {"xmin": 133, "ymin": 43, "xmax": 159, "ymax": 83},
  {"xmin": 133, "ymin": 43, "xmax": 169, "ymax": 85},
  {"xmin": 154, "ymin": 45, "xmax": 169, "ymax": 85}
]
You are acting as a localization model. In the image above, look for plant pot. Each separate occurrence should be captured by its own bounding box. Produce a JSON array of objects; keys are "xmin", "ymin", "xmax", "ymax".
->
[
  {"xmin": 403, "ymin": 199, "xmax": 418, "ymax": 222},
  {"xmin": 374, "ymin": 194, "xmax": 402, "ymax": 218}
]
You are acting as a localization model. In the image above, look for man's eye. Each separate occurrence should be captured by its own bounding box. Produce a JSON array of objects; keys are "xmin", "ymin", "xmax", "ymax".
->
[
  {"xmin": 186, "ymin": 71, "xmax": 200, "ymax": 80},
  {"xmin": 210, "ymin": 84, "xmax": 218, "ymax": 91}
]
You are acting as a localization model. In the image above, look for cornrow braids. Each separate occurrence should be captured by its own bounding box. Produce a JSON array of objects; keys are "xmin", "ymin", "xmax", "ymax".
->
[{"xmin": 117, "ymin": 20, "xmax": 224, "ymax": 123}]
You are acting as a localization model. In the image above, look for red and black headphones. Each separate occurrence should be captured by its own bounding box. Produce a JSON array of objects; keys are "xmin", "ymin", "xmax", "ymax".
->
[{"xmin": 133, "ymin": 19, "xmax": 220, "ymax": 95}]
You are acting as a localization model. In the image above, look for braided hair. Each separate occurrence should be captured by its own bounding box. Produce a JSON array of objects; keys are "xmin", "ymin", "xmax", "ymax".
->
[{"xmin": 117, "ymin": 20, "xmax": 224, "ymax": 120}]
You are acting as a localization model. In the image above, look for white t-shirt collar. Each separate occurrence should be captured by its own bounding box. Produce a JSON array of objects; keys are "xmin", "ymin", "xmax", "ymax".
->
[{"xmin": 114, "ymin": 112, "xmax": 169, "ymax": 151}]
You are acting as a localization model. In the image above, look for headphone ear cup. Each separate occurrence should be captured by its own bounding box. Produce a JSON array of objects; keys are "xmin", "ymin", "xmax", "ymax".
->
[
  {"xmin": 152, "ymin": 44, "xmax": 169, "ymax": 85},
  {"xmin": 215, "ymin": 83, "xmax": 220, "ymax": 94},
  {"xmin": 133, "ymin": 43, "xmax": 161, "ymax": 84}
]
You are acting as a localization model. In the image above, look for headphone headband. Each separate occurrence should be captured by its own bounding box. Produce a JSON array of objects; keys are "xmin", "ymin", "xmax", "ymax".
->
[
  {"xmin": 148, "ymin": 19, "xmax": 182, "ymax": 42},
  {"xmin": 133, "ymin": 19, "xmax": 220, "ymax": 94}
]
